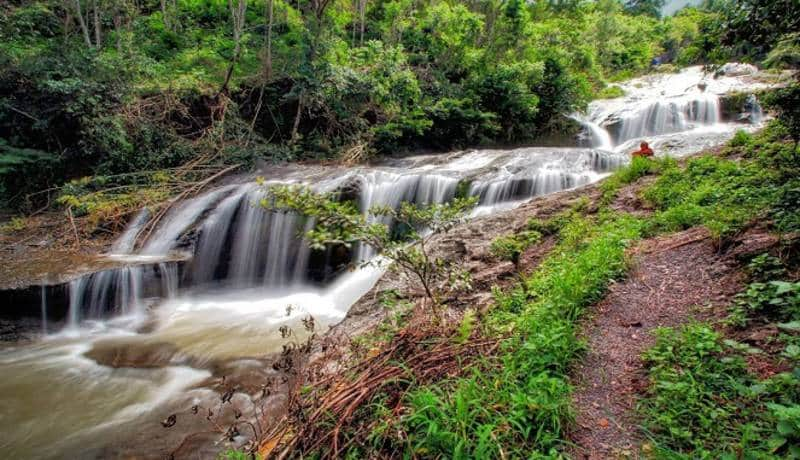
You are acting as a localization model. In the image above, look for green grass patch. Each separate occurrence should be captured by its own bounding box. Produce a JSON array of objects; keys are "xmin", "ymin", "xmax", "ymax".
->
[
  {"xmin": 489, "ymin": 230, "xmax": 541, "ymax": 266},
  {"xmin": 600, "ymin": 156, "xmax": 676, "ymax": 204},
  {"xmin": 640, "ymin": 122, "xmax": 800, "ymax": 242},
  {"xmin": 595, "ymin": 84, "xmax": 626, "ymax": 99}
]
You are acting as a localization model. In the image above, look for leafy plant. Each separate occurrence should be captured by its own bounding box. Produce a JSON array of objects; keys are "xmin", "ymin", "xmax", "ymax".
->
[
  {"xmin": 747, "ymin": 253, "xmax": 787, "ymax": 282},
  {"xmin": 767, "ymin": 403, "xmax": 800, "ymax": 457},
  {"xmin": 489, "ymin": 230, "xmax": 541, "ymax": 266},
  {"xmin": 640, "ymin": 323, "xmax": 789, "ymax": 457},
  {"xmin": 728, "ymin": 281, "xmax": 800, "ymax": 328}
]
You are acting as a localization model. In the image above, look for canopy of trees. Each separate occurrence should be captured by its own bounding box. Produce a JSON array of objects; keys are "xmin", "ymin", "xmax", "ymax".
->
[{"xmin": 0, "ymin": 0, "xmax": 795, "ymax": 209}]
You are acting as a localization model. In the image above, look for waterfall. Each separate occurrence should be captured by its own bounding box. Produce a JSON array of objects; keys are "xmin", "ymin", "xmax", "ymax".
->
[
  {"xmin": 141, "ymin": 186, "xmax": 234, "ymax": 255},
  {"xmin": 571, "ymin": 114, "xmax": 613, "ymax": 150},
  {"xmin": 40, "ymin": 286, "xmax": 47, "ymax": 334},
  {"xmin": 468, "ymin": 149, "xmax": 624, "ymax": 207},
  {"xmin": 190, "ymin": 187, "xmax": 250, "ymax": 285},
  {"xmin": 69, "ymin": 65, "xmax": 764, "ymax": 328},
  {"xmin": 158, "ymin": 262, "xmax": 178, "ymax": 298},
  {"xmin": 110, "ymin": 209, "xmax": 150, "ymax": 254},
  {"xmin": 746, "ymin": 94, "xmax": 763, "ymax": 124},
  {"xmin": 614, "ymin": 94, "xmax": 721, "ymax": 145},
  {"xmin": 223, "ymin": 187, "xmax": 310, "ymax": 287},
  {"xmin": 354, "ymin": 171, "xmax": 459, "ymax": 260},
  {"xmin": 66, "ymin": 265, "xmax": 148, "ymax": 327}
]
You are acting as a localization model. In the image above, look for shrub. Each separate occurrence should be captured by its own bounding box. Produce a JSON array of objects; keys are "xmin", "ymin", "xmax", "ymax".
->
[{"xmin": 489, "ymin": 230, "xmax": 541, "ymax": 266}]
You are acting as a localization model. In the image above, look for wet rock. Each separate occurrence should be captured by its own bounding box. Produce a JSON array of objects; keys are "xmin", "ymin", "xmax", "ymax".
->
[
  {"xmin": 206, "ymin": 358, "xmax": 285, "ymax": 396},
  {"xmin": 715, "ymin": 62, "xmax": 758, "ymax": 78},
  {"xmin": 85, "ymin": 339, "xmax": 184, "ymax": 368}
]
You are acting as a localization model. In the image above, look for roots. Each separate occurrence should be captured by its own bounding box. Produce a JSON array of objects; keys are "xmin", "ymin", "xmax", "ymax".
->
[{"xmin": 263, "ymin": 316, "xmax": 500, "ymax": 459}]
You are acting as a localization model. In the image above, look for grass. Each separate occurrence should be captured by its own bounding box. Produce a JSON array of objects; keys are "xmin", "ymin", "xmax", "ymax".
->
[
  {"xmin": 595, "ymin": 85, "xmax": 626, "ymax": 99},
  {"xmin": 385, "ymin": 213, "xmax": 645, "ymax": 458},
  {"xmin": 489, "ymin": 230, "xmax": 541, "ymax": 266},
  {"xmin": 600, "ymin": 155, "xmax": 676, "ymax": 204}
]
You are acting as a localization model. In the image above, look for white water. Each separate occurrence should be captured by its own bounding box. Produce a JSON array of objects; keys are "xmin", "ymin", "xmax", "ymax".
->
[
  {"xmin": 577, "ymin": 65, "xmax": 771, "ymax": 153},
  {"xmin": 2, "ymin": 64, "xmax": 773, "ymax": 459}
]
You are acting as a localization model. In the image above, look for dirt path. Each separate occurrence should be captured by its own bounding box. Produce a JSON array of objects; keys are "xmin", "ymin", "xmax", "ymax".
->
[{"xmin": 569, "ymin": 227, "xmax": 747, "ymax": 458}]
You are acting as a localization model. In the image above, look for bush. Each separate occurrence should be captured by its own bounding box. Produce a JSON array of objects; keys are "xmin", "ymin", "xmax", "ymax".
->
[
  {"xmin": 765, "ymin": 83, "xmax": 800, "ymax": 141},
  {"xmin": 729, "ymin": 129, "xmax": 753, "ymax": 148},
  {"xmin": 489, "ymin": 230, "xmax": 541, "ymax": 266},
  {"xmin": 595, "ymin": 84, "xmax": 625, "ymax": 99},
  {"xmin": 727, "ymin": 281, "xmax": 800, "ymax": 328}
]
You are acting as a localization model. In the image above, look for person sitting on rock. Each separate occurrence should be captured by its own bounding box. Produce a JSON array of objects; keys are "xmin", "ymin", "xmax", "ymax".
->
[{"xmin": 631, "ymin": 141, "xmax": 654, "ymax": 159}]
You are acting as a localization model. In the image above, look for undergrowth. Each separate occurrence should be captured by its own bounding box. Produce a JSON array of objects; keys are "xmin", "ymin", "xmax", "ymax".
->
[
  {"xmin": 640, "ymin": 323, "xmax": 800, "ymax": 458},
  {"xmin": 373, "ymin": 213, "xmax": 645, "ymax": 458}
]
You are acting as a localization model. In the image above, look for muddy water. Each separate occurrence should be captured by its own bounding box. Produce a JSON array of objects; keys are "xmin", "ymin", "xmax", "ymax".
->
[
  {"xmin": 0, "ymin": 332, "xmax": 209, "ymax": 459},
  {"xmin": 0, "ymin": 64, "xmax": 772, "ymax": 459}
]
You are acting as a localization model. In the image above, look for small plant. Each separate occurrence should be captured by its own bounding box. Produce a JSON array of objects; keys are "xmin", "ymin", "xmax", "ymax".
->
[
  {"xmin": 640, "ymin": 323, "xmax": 775, "ymax": 457},
  {"xmin": 526, "ymin": 210, "xmax": 574, "ymax": 236},
  {"xmin": 727, "ymin": 281, "xmax": 800, "ymax": 328},
  {"xmin": 266, "ymin": 185, "xmax": 477, "ymax": 322},
  {"xmin": 595, "ymin": 84, "xmax": 625, "ymax": 99},
  {"xmin": 767, "ymin": 403, "xmax": 800, "ymax": 457},
  {"xmin": 747, "ymin": 253, "xmax": 787, "ymax": 282},
  {"xmin": 489, "ymin": 230, "xmax": 541, "ymax": 266},
  {"xmin": 729, "ymin": 129, "xmax": 753, "ymax": 148},
  {"xmin": 0, "ymin": 216, "xmax": 27, "ymax": 233}
]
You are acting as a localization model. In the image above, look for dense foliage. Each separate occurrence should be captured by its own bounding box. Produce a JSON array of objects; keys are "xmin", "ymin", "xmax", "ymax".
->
[{"xmin": 2, "ymin": 0, "xmax": 779, "ymax": 210}]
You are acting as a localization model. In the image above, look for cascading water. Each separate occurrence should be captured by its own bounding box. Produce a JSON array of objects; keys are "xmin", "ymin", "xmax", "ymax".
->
[
  {"xmin": 354, "ymin": 171, "xmax": 460, "ymax": 260},
  {"xmin": 141, "ymin": 186, "xmax": 236, "ymax": 255},
  {"xmin": 109, "ymin": 208, "xmax": 150, "ymax": 254},
  {"xmin": 66, "ymin": 265, "xmax": 146, "ymax": 327},
  {"xmin": 1, "ymin": 63, "xmax": 775, "ymax": 459},
  {"xmin": 40, "ymin": 286, "xmax": 47, "ymax": 334},
  {"xmin": 576, "ymin": 65, "xmax": 771, "ymax": 154}
]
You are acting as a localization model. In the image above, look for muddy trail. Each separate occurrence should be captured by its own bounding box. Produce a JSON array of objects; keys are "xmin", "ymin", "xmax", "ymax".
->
[{"xmin": 568, "ymin": 200, "xmax": 786, "ymax": 457}]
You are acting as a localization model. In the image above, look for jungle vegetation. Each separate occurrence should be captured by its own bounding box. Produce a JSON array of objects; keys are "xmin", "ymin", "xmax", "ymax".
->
[{"xmin": 0, "ymin": 0, "xmax": 797, "ymax": 211}]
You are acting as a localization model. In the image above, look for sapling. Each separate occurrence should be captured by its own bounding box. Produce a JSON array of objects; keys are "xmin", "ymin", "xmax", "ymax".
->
[{"xmin": 263, "ymin": 184, "xmax": 477, "ymax": 322}]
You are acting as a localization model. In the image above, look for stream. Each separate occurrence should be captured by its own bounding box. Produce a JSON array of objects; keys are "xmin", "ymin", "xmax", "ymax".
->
[{"xmin": 0, "ymin": 65, "xmax": 773, "ymax": 459}]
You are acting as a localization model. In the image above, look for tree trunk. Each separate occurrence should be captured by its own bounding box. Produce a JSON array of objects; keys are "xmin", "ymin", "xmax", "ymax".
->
[
  {"xmin": 218, "ymin": 0, "xmax": 247, "ymax": 96},
  {"xmin": 72, "ymin": 0, "xmax": 92, "ymax": 47},
  {"xmin": 113, "ymin": 13, "xmax": 122, "ymax": 52},
  {"xmin": 63, "ymin": 8, "xmax": 73, "ymax": 43},
  {"xmin": 359, "ymin": 0, "xmax": 366, "ymax": 46},
  {"xmin": 351, "ymin": 0, "xmax": 357, "ymax": 47},
  {"xmin": 160, "ymin": 0, "xmax": 170, "ymax": 31},
  {"xmin": 290, "ymin": 92, "xmax": 303, "ymax": 144},
  {"xmin": 265, "ymin": 0, "xmax": 273, "ymax": 81},
  {"xmin": 92, "ymin": 0, "xmax": 101, "ymax": 46}
]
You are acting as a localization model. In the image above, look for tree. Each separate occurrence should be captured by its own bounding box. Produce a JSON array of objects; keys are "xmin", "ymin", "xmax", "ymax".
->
[
  {"xmin": 219, "ymin": 0, "xmax": 248, "ymax": 96},
  {"xmin": 625, "ymin": 0, "xmax": 665, "ymax": 18},
  {"xmin": 719, "ymin": 0, "xmax": 800, "ymax": 59},
  {"xmin": 264, "ymin": 184, "xmax": 477, "ymax": 322},
  {"xmin": 69, "ymin": 0, "xmax": 93, "ymax": 47}
]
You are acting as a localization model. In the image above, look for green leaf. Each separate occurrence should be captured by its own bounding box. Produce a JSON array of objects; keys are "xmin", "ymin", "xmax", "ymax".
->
[
  {"xmin": 778, "ymin": 420, "xmax": 795, "ymax": 436},
  {"xmin": 772, "ymin": 281, "xmax": 797, "ymax": 295},
  {"xmin": 768, "ymin": 434, "xmax": 788, "ymax": 452},
  {"xmin": 778, "ymin": 321, "xmax": 800, "ymax": 332}
]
